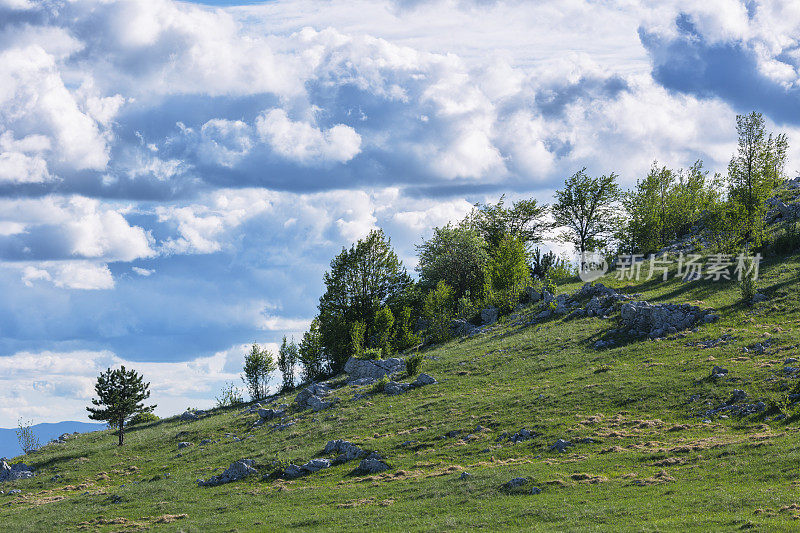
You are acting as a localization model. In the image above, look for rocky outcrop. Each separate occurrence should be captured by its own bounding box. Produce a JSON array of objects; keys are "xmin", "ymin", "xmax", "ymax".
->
[
  {"xmin": 344, "ymin": 357, "xmax": 404, "ymax": 381},
  {"xmin": 324, "ymin": 440, "xmax": 366, "ymax": 463},
  {"xmin": 480, "ymin": 307, "xmax": 498, "ymax": 325},
  {"xmin": 0, "ymin": 461, "xmax": 34, "ymax": 483},
  {"xmin": 620, "ymin": 301, "xmax": 718, "ymax": 338},
  {"xmin": 197, "ymin": 459, "xmax": 257, "ymax": 487},
  {"xmin": 294, "ymin": 383, "xmax": 335, "ymax": 411}
]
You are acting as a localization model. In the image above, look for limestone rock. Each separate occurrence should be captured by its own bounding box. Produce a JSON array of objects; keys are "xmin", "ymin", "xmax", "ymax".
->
[
  {"xmin": 344, "ymin": 357, "xmax": 405, "ymax": 381},
  {"xmin": 197, "ymin": 459, "xmax": 256, "ymax": 487}
]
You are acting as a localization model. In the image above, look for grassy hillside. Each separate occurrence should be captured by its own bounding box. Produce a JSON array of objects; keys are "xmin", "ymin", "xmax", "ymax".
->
[{"xmin": 3, "ymin": 254, "xmax": 800, "ymax": 531}]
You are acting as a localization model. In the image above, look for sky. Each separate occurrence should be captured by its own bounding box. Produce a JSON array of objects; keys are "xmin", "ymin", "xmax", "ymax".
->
[{"xmin": 2, "ymin": 0, "xmax": 800, "ymax": 427}]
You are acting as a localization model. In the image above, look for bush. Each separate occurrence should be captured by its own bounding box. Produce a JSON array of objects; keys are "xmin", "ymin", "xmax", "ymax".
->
[
  {"xmin": 740, "ymin": 274, "xmax": 757, "ymax": 305},
  {"xmin": 405, "ymin": 353, "xmax": 423, "ymax": 376},
  {"xmin": 393, "ymin": 306, "xmax": 421, "ymax": 352},
  {"xmin": 373, "ymin": 306, "xmax": 394, "ymax": 353},
  {"xmin": 423, "ymin": 281, "xmax": 455, "ymax": 344},
  {"xmin": 128, "ymin": 412, "xmax": 160, "ymax": 426},
  {"xmin": 350, "ymin": 321, "xmax": 366, "ymax": 356},
  {"xmin": 359, "ymin": 348, "xmax": 383, "ymax": 361},
  {"xmin": 16, "ymin": 418, "xmax": 40, "ymax": 454},
  {"xmin": 215, "ymin": 382, "xmax": 245, "ymax": 408},
  {"xmin": 371, "ymin": 375, "xmax": 390, "ymax": 393}
]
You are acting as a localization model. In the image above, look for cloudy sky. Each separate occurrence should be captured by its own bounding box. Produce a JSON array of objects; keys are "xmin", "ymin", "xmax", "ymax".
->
[{"xmin": 2, "ymin": 0, "xmax": 799, "ymax": 426}]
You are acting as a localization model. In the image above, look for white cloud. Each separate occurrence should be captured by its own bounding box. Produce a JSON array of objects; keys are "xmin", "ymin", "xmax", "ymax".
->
[
  {"xmin": 256, "ymin": 108, "xmax": 362, "ymax": 164},
  {"xmin": 22, "ymin": 261, "xmax": 115, "ymax": 290},
  {"xmin": 132, "ymin": 266, "xmax": 154, "ymax": 276}
]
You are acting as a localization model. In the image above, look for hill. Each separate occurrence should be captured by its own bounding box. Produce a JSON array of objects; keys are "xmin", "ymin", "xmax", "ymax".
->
[
  {"xmin": 2, "ymin": 254, "xmax": 800, "ymax": 531},
  {"xmin": 0, "ymin": 422, "xmax": 105, "ymax": 459}
]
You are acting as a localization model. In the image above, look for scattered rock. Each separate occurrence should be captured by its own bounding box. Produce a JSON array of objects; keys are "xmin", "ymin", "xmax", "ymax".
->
[
  {"xmin": 180, "ymin": 411, "xmax": 199, "ymax": 422},
  {"xmin": 710, "ymin": 366, "xmax": 729, "ymax": 379},
  {"xmin": 344, "ymin": 357, "xmax": 405, "ymax": 381},
  {"xmin": 481, "ymin": 307, "xmax": 498, "ymax": 325},
  {"xmin": 357, "ymin": 458, "xmax": 390, "ymax": 474},
  {"xmin": 0, "ymin": 461, "xmax": 34, "ymax": 483},
  {"xmin": 620, "ymin": 301, "xmax": 718, "ymax": 338},
  {"xmin": 177, "ymin": 442, "xmax": 192, "ymax": 449},
  {"xmin": 460, "ymin": 472, "xmax": 471, "ymax": 480},
  {"xmin": 503, "ymin": 477, "xmax": 528, "ymax": 489},
  {"xmin": 530, "ymin": 486, "xmax": 542, "ymax": 495},
  {"xmin": 325, "ymin": 440, "xmax": 366, "ymax": 463},
  {"xmin": 384, "ymin": 381, "xmax": 412, "ymax": 396},
  {"xmin": 549, "ymin": 439, "xmax": 573, "ymax": 453},
  {"xmin": 197, "ymin": 460, "xmax": 256, "ymax": 487},
  {"xmin": 411, "ymin": 373, "xmax": 437, "ymax": 387}
]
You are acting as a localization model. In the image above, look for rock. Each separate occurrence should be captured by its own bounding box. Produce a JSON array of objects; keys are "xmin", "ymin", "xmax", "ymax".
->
[
  {"xmin": 503, "ymin": 477, "xmax": 528, "ymax": 489},
  {"xmin": 308, "ymin": 395, "xmax": 333, "ymax": 411},
  {"xmin": 620, "ymin": 301, "xmax": 718, "ymax": 338},
  {"xmin": 357, "ymin": 458, "xmax": 390, "ymax": 474},
  {"xmin": 481, "ymin": 307, "xmax": 498, "ymax": 325},
  {"xmin": 549, "ymin": 439, "xmax": 572, "ymax": 453},
  {"xmin": 348, "ymin": 378, "xmax": 376, "ymax": 387},
  {"xmin": 384, "ymin": 381, "xmax": 412, "ymax": 395},
  {"xmin": 525, "ymin": 286, "xmax": 542, "ymax": 303},
  {"xmin": 258, "ymin": 405, "xmax": 287, "ymax": 420},
  {"xmin": 711, "ymin": 366, "xmax": 729, "ymax": 379},
  {"xmin": 752, "ymin": 293, "xmax": 768, "ymax": 304},
  {"xmin": 411, "ymin": 373, "xmax": 437, "ymax": 387},
  {"xmin": 728, "ymin": 390, "xmax": 748, "ymax": 404},
  {"xmin": 0, "ymin": 461, "xmax": 34, "ymax": 483},
  {"xmin": 197, "ymin": 459, "xmax": 256, "ymax": 487},
  {"xmin": 460, "ymin": 472, "xmax": 471, "ymax": 480},
  {"xmin": 505, "ymin": 428, "xmax": 537, "ymax": 443},
  {"xmin": 180, "ymin": 411, "xmax": 199, "ymax": 422},
  {"xmin": 325, "ymin": 440, "xmax": 366, "ymax": 463},
  {"xmin": 301, "ymin": 458, "xmax": 331, "ymax": 473},
  {"xmin": 9, "ymin": 489, "xmax": 21, "ymax": 495},
  {"xmin": 530, "ymin": 486, "xmax": 542, "ymax": 494},
  {"xmin": 282, "ymin": 464, "xmax": 304, "ymax": 479},
  {"xmin": 451, "ymin": 319, "xmax": 478, "ymax": 337},
  {"xmin": 177, "ymin": 442, "xmax": 192, "ymax": 449},
  {"xmin": 294, "ymin": 383, "xmax": 332, "ymax": 407},
  {"xmin": 344, "ymin": 357, "xmax": 405, "ymax": 381},
  {"xmin": 200, "ymin": 439, "xmax": 213, "ymax": 445}
]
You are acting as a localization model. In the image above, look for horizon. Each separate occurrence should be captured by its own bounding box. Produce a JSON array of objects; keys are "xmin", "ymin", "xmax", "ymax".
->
[{"xmin": 3, "ymin": 0, "xmax": 800, "ymax": 427}]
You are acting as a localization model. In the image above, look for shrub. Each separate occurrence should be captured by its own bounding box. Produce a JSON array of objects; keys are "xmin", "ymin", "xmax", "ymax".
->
[
  {"xmin": 423, "ymin": 281, "xmax": 455, "ymax": 344},
  {"xmin": 740, "ymin": 274, "xmax": 756, "ymax": 305},
  {"xmin": 359, "ymin": 348, "xmax": 383, "ymax": 361},
  {"xmin": 371, "ymin": 375, "xmax": 390, "ymax": 393},
  {"xmin": 16, "ymin": 418, "xmax": 40, "ymax": 454},
  {"xmin": 242, "ymin": 343, "xmax": 277, "ymax": 401},
  {"xmin": 350, "ymin": 321, "xmax": 366, "ymax": 356},
  {"xmin": 215, "ymin": 382, "xmax": 245, "ymax": 408},
  {"xmin": 128, "ymin": 412, "xmax": 160, "ymax": 426},
  {"xmin": 456, "ymin": 293, "xmax": 477, "ymax": 322},
  {"xmin": 406, "ymin": 353, "xmax": 423, "ymax": 376},
  {"xmin": 393, "ymin": 306, "xmax": 421, "ymax": 352},
  {"xmin": 373, "ymin": 306, "xmax": 394, "ymax": 353}
]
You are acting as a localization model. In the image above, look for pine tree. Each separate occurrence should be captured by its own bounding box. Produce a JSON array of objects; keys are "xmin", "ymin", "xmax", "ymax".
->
[{"xmin": 86, "ymin": 366, "xmax": 155, "ymax": 446}]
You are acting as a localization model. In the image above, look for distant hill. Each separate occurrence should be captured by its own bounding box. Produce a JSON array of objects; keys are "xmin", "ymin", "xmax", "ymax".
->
[{"xmin": 0, "ymin": 421, "xmax": 105, "ymax": 459}]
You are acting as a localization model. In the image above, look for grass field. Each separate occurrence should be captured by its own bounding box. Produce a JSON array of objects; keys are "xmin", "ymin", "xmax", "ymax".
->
[{"xmin": 3, "ymin": 254, "xmax": 800, "ymax": 531}]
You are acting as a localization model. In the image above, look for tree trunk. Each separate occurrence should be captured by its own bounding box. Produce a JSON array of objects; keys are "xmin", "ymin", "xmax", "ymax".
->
[{"xmin": 118, "ymin": 420, "xmax": 124, "ymax": 446}]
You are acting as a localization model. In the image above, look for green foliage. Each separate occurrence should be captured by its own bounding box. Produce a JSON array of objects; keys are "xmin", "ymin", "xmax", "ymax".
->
[
  {"xmin": 86, "ymin": 365, "xmax": 155, "ymax": 446},
  {"xmin": 277, "ymin": 336, "xmax": 299, "ymax": 392},
  {"xmin": 466, "ymin": 194, "xmax": 550, "ymax": 251},
  {"xmin": 416, "ymin": 224, "xmax": 488, "ymax": 301},
  {"xmin": 405, "ymin": 353, "xmax": 424, "ymax": 376},
  {"xmin": 127, "ymin": 412, "xmax": 160, "ymax": 426},
  {"xmin": 456, "ymin": 292, "xmax": 477, "ymax": 321},
  {"xmin": 350, "ymin": 321, "xmax": 366, "ymax": 356},
  {"xmin": 622, "ymin": 160, "xmax": 720, "ymax": 254},
  {"xmin": 373, "ymin": 306, "xmax": 395, "ymax": 354},
  {"xmin": 241, "ymin": 343, "xmax": 277, "ymax": 402},
  {"xmin": 553, "ymin": 168, "xmax": 622, "ymax": 258},
  {"xmin": 318, "ymin": 229, "xmax": 411, "ymax": 372},
  {"xmin": 542, "ymin": 274, "xmax": 557, "ymax": 296},
  {"xmin": 393, "ymin": 306, "xmax": 421, "ymax": 352},
  {"xmin": 423, "ymin": 280, "xmax": 455, "ymax": 344},
  {"xmin": 727, "ymin": 111, "xmax": 788, "ymax": 246},
  {"xmin": 298, "ymin": 317, "xmax": 326, "ymax": 383},
  {"xmin": 530, "ymin": 247, "xmax": 557, "ymax": 279},
  {"xmin": 359, "ymin": 348, "xmax": 383, "ymax": 360},
  {"xmin": 214, "ymin": 382, "xmax": 245, "ymax": 408},
  {"xmin": 484, "ymin": 235, "xmax": 531, "ymax": 313},
  {"xmin": 371, "ymin": 374, "xmax": 390, "ymax": 393},
  {"xmin": 16, "ymin": 418, "xmax": 40, "ymax": 454},
  {"xmin": 740, "ymin": 272, "xmax": 757, "ymax": 305}
]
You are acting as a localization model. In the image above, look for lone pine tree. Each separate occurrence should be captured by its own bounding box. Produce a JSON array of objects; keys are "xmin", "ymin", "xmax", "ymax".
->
[{"xmin": 86, "ymin": 366, "xmax": 155, "ymax": 446}]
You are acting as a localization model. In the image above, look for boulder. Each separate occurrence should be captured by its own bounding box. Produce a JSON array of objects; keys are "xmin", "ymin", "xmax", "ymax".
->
[
  {"xmin": 620, "ymin": 301, "xmax": 718, "ymax": 338},
  {"xmin": 197, "ymin": 459, "xmax": 256, "ymax": 487},
  {"xmin": 384, "ymin": 381, "xmax": 411, "ymax": 396},
  {"xmin": 480, "ymin": 307, "xmax": 498, "ymax": 325},
  {"xmin": 180, "ymin": 411, "xmax": 199, "ymax": 422},
  {"xmin": 711, "ymin": 366, "xmax": 729, "ymax": 379},
  {"xmin": 344, "ymin": 357, "xmax": 405, "ymax": 381},
  {"xmin": 549, "ymin": 439, "xmax": 572, "ymax": 453},
  {"xmin": 0, "ymin": 461, "xmax": 34, "ymax": 483},
  {"xmin": 177, "ymin": 442, "xmax": 192, "ymax": 449},
  {"xmin": 308, "ymin": 395, "xmax": 333, "ymax": 412},
  {"xmin": 451, "ymin": 319, "xmax": 478, "ymax": 337},
  {"xmin": 503, "ymin": 477, "xmax": 528, "ymax": 489},
  {"xmin": 411, "ymin": 373, "xmax": 437, "ymax": 387},
  {"xmin": 257, "ymin": 407, "xmax": 286, "ymax": 420},
  {"xmin": 324, "ymin": 440, "xmax": 366, "ymax": 463},
  {"xmin": 294, "ymin": 383, "xmax": 334, "ymax": 410},
  {"xmin": 524, "ymin": 286, "xmax": 542, "ymax": 303},
  {"xmin": 357, "ymin": 458, "xmax": 390, "ymax": 474},
  {"xmin": 301, "ymin": 458, "xmax": 331, "ymax": 473}
]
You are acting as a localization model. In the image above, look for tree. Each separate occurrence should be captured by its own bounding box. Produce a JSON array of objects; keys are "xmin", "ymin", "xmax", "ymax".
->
[
  {"xmin": 373, "ymin": 306, "xmax": 395, "ymax": 354},
  {"xmin": 86, "ymin": 366, "xmax": 155, "ymax": 446},
  {"xmin": 317, "ymin": 229, "xmax": 411, "ymax": 372},
  {"xmin": 241, "ymin": 343, "xmax": 277, "ymax": 401},
  {"xmin": 467, "ymin": 195, "xmax": 550, "ymax": 251},
  {"xmin": 530, "ymin": 247, "xmax": 557, "ymax": 279},
  {"xmin": 277, "ymin": 337, "xmax": 298, "ymax": 392},
  {"xmin": 727, "ymin": 111, "xmax": 788, "ymax": 244},
  {"xmin": 16, "ymin": 418, "xmax": 40, "ymax": 454},
  {"xmin": 553, "ymin": 168, "xmax": 622, "ymax": 265},
  {"xmin": 423, "ymin": 281, "xmax": 455, "ymax": 344},
  {"xmin": 416, "ymin": 224, "xmax": 488, "ymax": 301},
  {"xmin": 484, "ymin": 234, "xmax": 532, "ymax": 312},
  {"xmin": 298, "ymin": 318, "xmax": 326, "ymax": 382},
  {"xmin": 392, "ymin": 306, "xmax": 421, "ymax": 351}
]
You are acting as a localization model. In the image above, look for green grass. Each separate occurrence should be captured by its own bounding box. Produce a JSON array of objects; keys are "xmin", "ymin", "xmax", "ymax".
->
[{"xmin": 4, "ymin": 254, "xmax": 800, "ymax": 531}]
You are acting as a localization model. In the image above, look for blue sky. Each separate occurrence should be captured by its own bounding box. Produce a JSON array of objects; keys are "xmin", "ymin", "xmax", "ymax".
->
[{"xmin": 1, "ymin": 0, "xmax": 799, "ymax": 426}]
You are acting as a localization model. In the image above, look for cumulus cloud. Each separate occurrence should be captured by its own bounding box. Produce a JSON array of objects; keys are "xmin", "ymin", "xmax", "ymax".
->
[{"xmin": 256, "ymin": 109, "xmax": 362, "ymax": 165}]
